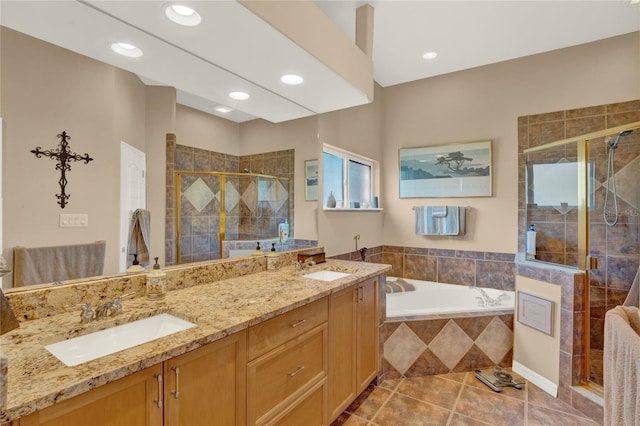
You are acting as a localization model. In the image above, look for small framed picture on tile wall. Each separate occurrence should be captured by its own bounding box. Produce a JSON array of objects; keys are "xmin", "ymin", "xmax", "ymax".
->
[
  {"xmin": 517, "ymin": 291, "xmax": 554, "ymax": 336},
  {"xmin": 305, "ymin": 159, "xmax": 318, "ymax": 201}
]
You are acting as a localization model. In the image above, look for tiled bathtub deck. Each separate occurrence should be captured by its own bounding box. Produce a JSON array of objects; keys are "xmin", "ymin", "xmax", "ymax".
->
[{"xmin": 334, "ymin": 371, "xmax": 600, "ymax": 426}]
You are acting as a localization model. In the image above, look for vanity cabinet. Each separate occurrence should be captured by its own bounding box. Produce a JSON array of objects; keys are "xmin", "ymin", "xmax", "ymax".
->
[
  {"xmin": 16, "ymin": 331, "xmax": 246, "ymax": 426},
  {"xmin": 17, "ymin": 364, "xmax": 164, "ymax": 426},
  {"xmin": 164, "ymin": 330, "xmax": 247, "ymax": 425},
  {"xmin": 327, "ymin": 277, "xmax": 379, "ymax": 422},
  {"xmin": 247, "ymin": 297, "xmax": 328, "ymax": 426}
]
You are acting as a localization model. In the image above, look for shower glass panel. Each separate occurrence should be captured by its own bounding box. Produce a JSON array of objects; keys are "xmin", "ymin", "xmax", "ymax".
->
[
  {"xmin": 175, "ymin": 171, "xmax": 291, "ymax": 264},
  {"xmin": 524, "ymin": 121, "xmax": 640, "ymax": 391},
  {"xmin": 587, "ymin": 125, "xmax": 640, "ymax": 387}
]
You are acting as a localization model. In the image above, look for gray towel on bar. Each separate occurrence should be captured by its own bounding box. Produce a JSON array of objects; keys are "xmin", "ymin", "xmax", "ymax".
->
[
  {"xmin": 13, "ymin": 241, "xmax": 106, "ymax": 286},
  {"xmin": 127, "ymin": 208, "xmax": 151, "ymax": 267}
]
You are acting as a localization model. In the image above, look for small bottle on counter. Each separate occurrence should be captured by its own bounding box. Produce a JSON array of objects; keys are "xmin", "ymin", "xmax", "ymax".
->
[
  {"xmin": 267, "ymin": 243, "xmax": 280, "ymax": 271},
  {"xmin": 146, "ymin": 257, "xmax": 166, "ymax": 300}
]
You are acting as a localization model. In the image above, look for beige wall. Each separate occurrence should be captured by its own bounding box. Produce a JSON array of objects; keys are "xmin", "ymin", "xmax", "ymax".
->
[
  {"xmin": 175, "ymin": 105, "xmax": 240, "ymax": 155},
  {"xmin": 316, "ymin": 84, "xmax": 385, "ymax": 255},
  {"xmin": 382, "ymin": 32, "xmax": 640, "ymax": 254},
  {"xmin": 1, "ymin": 28, "xmax": 147, "ymax": 281},
  {"xmin": 513, "ymin": 275, "xmax": 562, "ymax": 390}
]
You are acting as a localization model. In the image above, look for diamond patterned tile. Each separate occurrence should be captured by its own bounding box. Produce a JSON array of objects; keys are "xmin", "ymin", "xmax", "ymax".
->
[
  {"xmin": 475, "ymin": 317, "xmax": 513, "ymax": 364},
  {"xmin": 406, "ymin": 318, "xmax": 449, "ymax": 345},
  {"xmin": 452, "ymin": 345, "xmax": 493, "ymax": 373},
  {"xmin": 613, "ymin": 155, "xmax": 640, "ymax": 210},
  {"xmin": 242, "ymin": 180, "xmax": 258, "ymax": 213},
  {"xmin": 383, "ymin": 323, "xmax": 427, "ymax": 375},
  {"xmin": 404, "ymin": 347, "xmax": 449, "ymax": 377},
  {"xmin": 183, "ymin": 177, "xmax": 215, "ymax": 212},
  {"xmin": 225, "ymin": 181, "xmax": 240, "ymax": 212},
  {"xmin": 268, "ymin": 179, "xmax": 289, "ymax": 212},
  {"xmin": 453, "ymin": 316, "xmax": 493, "ymax": 340},
  {"xmin": 428, "ymin": 320, "xmax": 474, "ymax": 370}
]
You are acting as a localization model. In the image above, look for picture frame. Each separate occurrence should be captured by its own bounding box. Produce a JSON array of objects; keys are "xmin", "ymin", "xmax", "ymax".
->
[
  {"xmin": 399, "ymin": 140, "xmax": 492, "ymax": 198},
  {"xmin": 305, "ymin": 159, "xmax": 318, "ymax": 201},
  {"xmin": 517, "ymin": 291, "xmax": 554, "ymax": 336}
]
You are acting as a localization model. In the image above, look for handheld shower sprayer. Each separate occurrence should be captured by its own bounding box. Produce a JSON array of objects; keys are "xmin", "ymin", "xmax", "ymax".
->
[
  {"xmin": 609, "ymin": 130, "xmax": 633, "ymax": 150},
  {"xmin": 604, "ymin": 129, "xmax": 633, "ymax": 226}
]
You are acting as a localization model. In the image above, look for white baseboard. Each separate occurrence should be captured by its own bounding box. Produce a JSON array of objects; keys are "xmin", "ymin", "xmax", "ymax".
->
[{"xmin": 512, "ymin": 361, "xmax": 558, "ymax": 397}]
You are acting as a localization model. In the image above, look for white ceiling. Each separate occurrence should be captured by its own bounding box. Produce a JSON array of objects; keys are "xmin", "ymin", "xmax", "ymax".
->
[{"xmin": 2, "ymin": 1, "xmax": 639, "ymax": 124}]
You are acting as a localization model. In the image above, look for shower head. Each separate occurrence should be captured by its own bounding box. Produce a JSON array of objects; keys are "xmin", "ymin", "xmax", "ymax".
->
[{"xmin": 609, "ymin": 130, "xmax": 633, "ymax": 149}]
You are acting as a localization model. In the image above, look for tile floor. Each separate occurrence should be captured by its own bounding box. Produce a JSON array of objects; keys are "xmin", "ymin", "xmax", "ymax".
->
[{"xmin": 333, "ymin": 370, "xmax": 601, "ymax": 426}]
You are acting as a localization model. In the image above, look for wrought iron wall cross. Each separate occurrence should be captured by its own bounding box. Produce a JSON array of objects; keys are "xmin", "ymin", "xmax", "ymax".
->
[{"xmin": 30, "ymin": 131, "xmax": 94, "ymax": 208}]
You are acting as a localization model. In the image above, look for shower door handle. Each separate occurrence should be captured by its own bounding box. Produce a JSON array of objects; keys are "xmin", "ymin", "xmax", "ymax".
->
[{"xmin": 586, "ymin": 256, "xmax": 598, "ymax": 270}]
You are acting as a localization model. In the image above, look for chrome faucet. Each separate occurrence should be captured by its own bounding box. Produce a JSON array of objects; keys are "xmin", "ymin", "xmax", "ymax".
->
[
  {"xmin": 80, "ymin": 297, "xmax": 123, "ymax": 322},
  {"xmin": 470, "ymin": 287, "xmax": 508, "ymax": 307},
  {"xmin": 295, "ymin": 258, "xmax": 315, "ymax": 270}
]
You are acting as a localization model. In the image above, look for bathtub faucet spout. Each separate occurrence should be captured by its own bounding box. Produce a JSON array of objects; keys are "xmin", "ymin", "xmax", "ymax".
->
[{"xmin": 470, "ymin": 286, "xmax": 506, "ymax": 307}]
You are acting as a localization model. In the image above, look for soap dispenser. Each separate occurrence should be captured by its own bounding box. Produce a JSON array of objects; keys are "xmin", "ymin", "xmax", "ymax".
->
[
  {"xmin": 267, "ymin": 243, "xmax": 280, "ymax": 271},
  {"xmin": 146, "ymin": 257, "xmax": 166, "ymax": 300}
]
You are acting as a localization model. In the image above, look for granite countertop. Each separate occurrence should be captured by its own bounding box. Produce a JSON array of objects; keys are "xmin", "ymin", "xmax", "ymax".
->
[{"xmin": 0, "ymin": 259, "xmax": 390, "ymax": 424}]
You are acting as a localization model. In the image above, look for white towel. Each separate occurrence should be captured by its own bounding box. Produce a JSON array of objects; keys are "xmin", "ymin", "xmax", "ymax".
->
[
  {"xmin": 13, "ymin": 241, "xmax": 106, "ymax": 286},
  {"xmin": 604, "ymin": 305, "xmax": 640, "ymax": 426}
]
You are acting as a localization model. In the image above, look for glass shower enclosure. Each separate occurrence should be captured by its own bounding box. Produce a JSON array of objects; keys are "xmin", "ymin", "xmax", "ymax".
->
[
  {"xmin": 524, "ymin": 121, "xmax": 640, "ymax": 389},
  {"xmin": 175, "ymin": 171, "xmax": 292, "ymax": 264}
]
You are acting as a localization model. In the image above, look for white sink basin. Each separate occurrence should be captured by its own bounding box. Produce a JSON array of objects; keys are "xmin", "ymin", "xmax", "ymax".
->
[
  {"xmin": 45, "ymin": 313, "xmax": 196, "ymax": 366},
  {"xmin": 302, "ymin": 270, "xmax": 351, "ymax": 282}
]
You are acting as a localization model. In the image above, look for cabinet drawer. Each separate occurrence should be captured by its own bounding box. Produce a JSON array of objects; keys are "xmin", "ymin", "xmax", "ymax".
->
[
  {"xmin": 248, "ymin": 324, "xmax": 327, "ymax": 424},
  {"xmin": 248, "ymin": 297, "xmax": 328, "ymax": 360},
  {"xmin": 265, "ymin": 379, "xmax": 326, "ymax": 426}
]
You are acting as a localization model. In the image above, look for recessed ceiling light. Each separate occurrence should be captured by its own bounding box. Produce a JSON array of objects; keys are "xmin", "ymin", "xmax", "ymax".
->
[
  {"xmin": 215, "ymin": 106, "xmax": 233, "ymax": 113},
  {"xmin": 280, "ymin": 74, "xmax": 304, "ymax": 85},
  {"xmin": 422, "ymin": 51, "xmax": 438, "ymax": 60},
  {"xmin": 111, "ymin": 42, "xmax": 143, "ymax": 58},
  {"xmin": 165, "ymin": 4, "xmax": 202, "ymax": 26},
  {"xmin": 229, "ymin": 91, "xmax": 250, "ymax": 100}
]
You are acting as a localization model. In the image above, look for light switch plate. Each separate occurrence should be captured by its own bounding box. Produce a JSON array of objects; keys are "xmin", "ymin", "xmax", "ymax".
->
[{"xmin": 59, "ymin": 213, "xmax": 89, "ymax": 227}]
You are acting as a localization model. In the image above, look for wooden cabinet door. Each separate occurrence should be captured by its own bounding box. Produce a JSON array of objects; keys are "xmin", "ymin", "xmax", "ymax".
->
[
  {"xmin": 18, "ymin": 365, "xmax": 163, "ymax": 426},
  {"xmin": 356, "ymin": 277, "xmax": 379, "ymax": 394},
  {"xmin": 327, "ymin": 286, "xmax": 357, "ymax": 422},
  {"xmin": 164, "ymin": 330, "xmax": 247, "ymax": 426}
]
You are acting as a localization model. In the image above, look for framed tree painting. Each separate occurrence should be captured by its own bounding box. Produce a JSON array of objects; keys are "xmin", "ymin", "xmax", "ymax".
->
[{"xmin": 399, "ymin": 140, "xmax": 492, "ymax": 198}]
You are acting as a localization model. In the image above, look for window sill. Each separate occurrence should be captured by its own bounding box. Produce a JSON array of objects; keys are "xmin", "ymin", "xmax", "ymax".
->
[{"xmin": 323, "ymin": 207, "xmax": 383, "ymax": 212}]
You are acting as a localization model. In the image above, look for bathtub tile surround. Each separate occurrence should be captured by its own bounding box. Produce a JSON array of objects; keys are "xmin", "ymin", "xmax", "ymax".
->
[
  {"xmin": 332, "ymin": 246, "xmax": 516, "ymax": 291},
  {"xmin": 333, "ymin": 371, "xmax": 599, "ymax": 426},
  {"xmin": 380, "ymin": 246, "xmax": 516, "ymax": 291},
  {"xmin": 381, "ymin": 314, "xmax": 513, "ymax": 379}
]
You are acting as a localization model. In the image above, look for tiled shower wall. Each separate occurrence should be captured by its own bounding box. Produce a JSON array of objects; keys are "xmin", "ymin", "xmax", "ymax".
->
[
  {"xmin": 517, "ymin": 100, "xmax": 640, "ymax": 387},
  {"xmin": 165, "ymin": 134, "xmax": 295, "ymax": 265}
]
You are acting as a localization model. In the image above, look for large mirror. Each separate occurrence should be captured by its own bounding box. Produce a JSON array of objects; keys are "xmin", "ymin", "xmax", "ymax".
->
[{"xmin": 0, "ymin": 26, "xmax": 317, "ymax": 291}]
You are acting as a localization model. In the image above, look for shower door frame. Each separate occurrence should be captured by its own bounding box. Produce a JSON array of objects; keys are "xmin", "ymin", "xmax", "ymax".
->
[
  {"xmin": 174, "ymin": 170, "xmax": 291, "ymax": 264},
  {"xmin": 523, "ymin": 120, "xmax": 640, "ymax": 389}
]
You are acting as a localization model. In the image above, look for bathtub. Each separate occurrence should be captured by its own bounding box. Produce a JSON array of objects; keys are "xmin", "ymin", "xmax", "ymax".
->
[
  {"xmin": 385, "ymin": 277, "xmax": 515, "ymax": 319},
  {"xmin": 382, "ymin": 277, "xmax": 515, "ymax": 378}
]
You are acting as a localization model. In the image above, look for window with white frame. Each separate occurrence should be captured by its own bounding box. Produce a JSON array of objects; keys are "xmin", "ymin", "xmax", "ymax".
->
[{"xmin": 322, "ymin": 145, "xmax": 374, "ymax": 209}]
